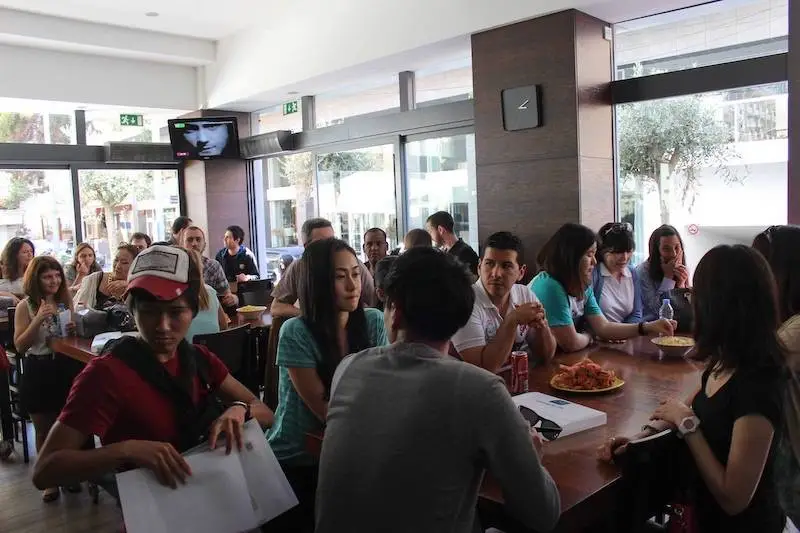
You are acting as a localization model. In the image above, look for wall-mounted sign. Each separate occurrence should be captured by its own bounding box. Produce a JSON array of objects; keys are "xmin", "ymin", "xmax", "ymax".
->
[
  {"xmin": 282, "ymin": 101, "xmax": 299, "ymax": 116},
  {"xmin": 119, "ymin": 114, "xmax": 144, "ymax": 127},
  {"xmin": 501, "ymin": 85, "xmax": 542, "ymax": 132}
]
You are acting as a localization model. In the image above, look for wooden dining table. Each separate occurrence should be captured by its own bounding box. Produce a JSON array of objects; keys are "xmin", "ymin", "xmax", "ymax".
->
[{"xmin": 306, "ymin": 336, "xmax": 703, "ymax": 533}]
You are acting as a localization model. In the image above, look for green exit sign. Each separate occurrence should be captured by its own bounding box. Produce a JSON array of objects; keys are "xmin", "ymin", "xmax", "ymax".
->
[
  {"xmin": 282, "ymin": 101, "xmax": 299, "ymax": 116},
  {"xmin": 119, "ymin": 114, "xmax": 144, "ymax": 127}
]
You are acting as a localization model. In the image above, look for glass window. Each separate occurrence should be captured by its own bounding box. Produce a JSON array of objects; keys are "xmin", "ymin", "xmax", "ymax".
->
[
  {"xmin": 84, "ymin": 110, "xmax": 181, "ymax": 145},
  {"xmin": 616, "ymin": 82, "xmax": 787, "ymax": 271},
  {"xmin": 257, "ymin": 103, "xmax": 303, "ymax": 134},
  {"xmin": 406, "ymin": 134, "xmax": 478, "ymax": 251},
  {"xmin": 78, "ymin": 169, "xmax": 180, "ymax": 269},
  {"xmin": 315, "ymin": 80, "xmax": 400, "ymax": 128},
  {"xmin": 614, "ymin": 0, "xmax": 788, "ymax": 79},
  {"xmin": 0, "ymin": 169, "xmax": 75, "ymax": 262},
  {"xmin": 0, "ymin": 110, "xmax": 74, "ymax": 144},
  {"xmin": 316, "ymin": 145, "xmax": 398, "ymax": 253},
  {"xmin": 416, "ymin": 66, "xmax": 474, "ymax": 106},
  {"xmin": 263, "ymin": 152, "xmax": 316, "ymax": 247}
]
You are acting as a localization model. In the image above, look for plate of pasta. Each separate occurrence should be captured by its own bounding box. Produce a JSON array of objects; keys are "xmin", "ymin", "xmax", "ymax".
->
[{"xmin": 549, "ymin": 359, "xmax": 624, "ymax": 393}]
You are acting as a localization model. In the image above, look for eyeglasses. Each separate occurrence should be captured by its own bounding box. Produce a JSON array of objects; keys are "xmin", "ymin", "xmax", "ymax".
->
[
  {"xmin": 519, "ymin": 406, "xmax": 562, "ymax": 440},
  {"xmin": 601, "ymin": 222, "xmax": 633, "ymax": 237},
  {"xmin": 763, "ymin": 225, "xmax": 779, "ymax": 243}
]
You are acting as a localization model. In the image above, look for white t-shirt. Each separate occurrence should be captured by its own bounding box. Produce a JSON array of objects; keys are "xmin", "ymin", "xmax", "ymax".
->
[
  {"xmin": 451, "ymin": 280, "xmax": 541, "ymax": 354},
  {"xmin": 598, "ymin": 264, "xmax": 635, "ymax": 323}
]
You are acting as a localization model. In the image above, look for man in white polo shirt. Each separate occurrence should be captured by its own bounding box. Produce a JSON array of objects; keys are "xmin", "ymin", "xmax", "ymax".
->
[{"xmin": 451, "ymin": 231, "xmax": 557, "ymax": 373}]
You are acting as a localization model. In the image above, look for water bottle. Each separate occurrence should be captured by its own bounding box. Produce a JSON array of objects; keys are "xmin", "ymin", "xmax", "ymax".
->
[
  {"xmin": 659, "ymin": 299, "xmax": 674, "ymax": 321},
  {"xmin": 56, "ymin": 303, "xmax": 69, "ymax": 337}
]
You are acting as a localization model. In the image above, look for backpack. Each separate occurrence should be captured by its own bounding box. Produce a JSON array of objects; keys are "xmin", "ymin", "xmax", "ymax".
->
[{"xmin": 103, "ymin": 336, "xmax": 226, "ymax": 453}]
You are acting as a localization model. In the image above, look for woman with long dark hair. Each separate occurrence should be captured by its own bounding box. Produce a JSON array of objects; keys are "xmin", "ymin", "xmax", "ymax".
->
[
  {"xmin": 753, "ymin": 225, "xmax": 800, "ymax": 526},
  {"xmin": 267, "ymin": 238, "xmax": 388, "ymax": 532},
  {"xmin": 13, "ymin": 256, "xmax": 83, "ymax": 502},
  {"xmin": 74, "ymin": 243, "xmax": 139, "ymax": 309},
  {"xmin": 602, "ymin": 245, "xmax": 791, "ymax": 532},
  {"xmin": 64, "ymin": 242, "xmax": 102, "ymax": 294},
  {"xmin": 591, "ymin": 222, "xmax": 642, "ymax": 323},
  {"xmin": 529, "ymin": 223, "xmax": 674, "ymax": 353},
  {"xmin": 635, "ymin": 224, "xmax": 690, "ymax": 320},
  {"xmin": 0, "ymin": 237, "xmax": 35, "ymax": 301}
]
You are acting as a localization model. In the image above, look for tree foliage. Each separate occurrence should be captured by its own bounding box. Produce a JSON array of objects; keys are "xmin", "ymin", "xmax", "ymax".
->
[{"xmin": 617, "ymin": 95, "xmax": 744, "ymax": 224}]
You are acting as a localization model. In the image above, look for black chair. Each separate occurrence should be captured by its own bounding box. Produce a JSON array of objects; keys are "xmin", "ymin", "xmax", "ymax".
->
[
  {"xmin": 238, "ymin": 279, "xmax": 274, "ymax": 308},
  {"xmin": 193, "ymin": 325, "xmax": 256, "ymax": 393},
  {"xmin": 4, "ymin": 307, "xmax": 30, "ymax": 463}
]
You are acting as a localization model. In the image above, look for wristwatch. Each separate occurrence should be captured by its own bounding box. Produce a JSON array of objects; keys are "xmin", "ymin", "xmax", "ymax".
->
[
  {"xmin": 677, "ymin": 415, "xmax": 700, "ymax": 438},
  {"xmin": 230, "ymin": 401, "xmax": 252, "ymax": 421}
]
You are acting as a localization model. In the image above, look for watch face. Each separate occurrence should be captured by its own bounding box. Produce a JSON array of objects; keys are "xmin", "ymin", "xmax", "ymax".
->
[{"xmin": 684, "ymin": 419, "xmax": 696, "ymax": 430}]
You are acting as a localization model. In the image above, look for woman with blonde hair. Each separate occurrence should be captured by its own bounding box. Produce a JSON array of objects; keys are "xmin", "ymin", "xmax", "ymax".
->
[
  {"xmin": 184, "ymin": 248, "xmax": 228, "ymax": 342},
  {"xmin": 13, "ymin": 255, "xmax": 83, "ymax": 502},
  {"xmin": 64, "ymin": 243, "xmax": 102, "ymax": 294},
  {"xmin": 74, "ymin": 243, "xmax": 138, "ymax": 310}
]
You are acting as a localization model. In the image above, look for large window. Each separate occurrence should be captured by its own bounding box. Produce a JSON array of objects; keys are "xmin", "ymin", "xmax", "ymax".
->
[
  {"xmin": 78, "ymin": 169, "xmax": 179, "ymax": 268},
  {"xmin": 263, "ymin": 152, "xmax": 316, "ymax": 247},
  {"xmin": 406, "ymin": 134, "xmax": 478, "ymax": 250},
  {"xmin": 0, "ymin": 169, "xmax": 75, "ymax": 262},
  {"xmin": 317, "ymin": 145, "xmax": 398, "ymax": 252},
  {"xmin": 0, "ymin": 110, "xmax": 75, "ymax": 144},
  {"xmin": 616, "ymin": 81, "xmax": 787, "ymax": 271},
  {"xmin": 415, "ymin": 65, "xmax": 474, "ymax": 106},
  {"xmin": 614, "ymin": 0, "xmax": 788, "ymax": 79},
  {"xmin": 85, "ymin": 110, "xmax": 179, "ymax": 145}
]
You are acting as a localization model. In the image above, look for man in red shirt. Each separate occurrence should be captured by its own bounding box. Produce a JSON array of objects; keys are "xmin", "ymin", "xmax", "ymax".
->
[{"xmin": 33, "ymin": 245, "xmax": 273, "ymax": 491}]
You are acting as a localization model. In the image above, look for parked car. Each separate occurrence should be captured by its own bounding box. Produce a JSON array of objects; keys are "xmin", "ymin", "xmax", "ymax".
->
[{"xmin": 264, "ymin": 246, "xmax": 303, "ymax": 284}]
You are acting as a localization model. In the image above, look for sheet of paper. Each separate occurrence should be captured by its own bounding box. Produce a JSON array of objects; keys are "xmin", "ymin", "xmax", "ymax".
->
[
  {"xmin": 239, "ymin": 420, "xmax": 299, "ymax": 524},
  {"xmin": 117, "ymin": 448, "xmax": 258, "ymax": 533}
]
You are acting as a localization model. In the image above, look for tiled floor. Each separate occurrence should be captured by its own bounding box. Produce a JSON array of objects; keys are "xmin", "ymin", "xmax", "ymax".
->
[{"xmin": 0, "ymin": 433, "xmax": 121, "ymax": 533}]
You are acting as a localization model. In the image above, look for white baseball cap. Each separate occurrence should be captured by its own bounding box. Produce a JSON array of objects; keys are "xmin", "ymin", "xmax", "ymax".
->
[{"xmin": 125, "ymin": 245, "xmax": 190, "ymax": 300}]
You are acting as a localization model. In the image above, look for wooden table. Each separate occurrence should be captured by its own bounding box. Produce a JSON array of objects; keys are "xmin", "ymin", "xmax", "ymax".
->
[{"xmin": 307, "ymin": 336, "xmax": 702, "ymax": 533}]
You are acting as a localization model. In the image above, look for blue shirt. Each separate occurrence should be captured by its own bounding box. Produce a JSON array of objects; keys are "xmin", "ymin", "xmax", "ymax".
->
[
  {"xmin": 186, "ymin": 285, "xmax": 221, "ymax": 343},
  {"xmin": 528, "ymin": 272, "xmax": 601, "ymax": 328},
  {"xmin": 268, "ymin": 307, "xmax": 388, "ymax": 465}
]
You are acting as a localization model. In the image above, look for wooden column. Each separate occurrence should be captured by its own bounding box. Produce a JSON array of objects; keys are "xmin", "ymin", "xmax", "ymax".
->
[
  {"xmin": 789, "ymin": 0, "xmax": 800, "ymax": 224},
  {"xmin": 472, "ymin": 9, "xmax": 614, "ymax": 262}
]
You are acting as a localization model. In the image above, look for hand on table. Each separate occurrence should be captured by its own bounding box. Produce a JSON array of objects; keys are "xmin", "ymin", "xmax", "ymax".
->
[
  {"xmin": 531, "ymin": 428, "xmax": 546, "ymax": 459},
  {"xmin": 236, "ymin": 273, "xmax": 248, "ymax": 283},
  {"xmin": 209, "ymin": 405, "xmax": 247, "ymax": 454},
  {"xmin": 121, "ymin": 440, "xmax": 192, "ymax": 489},
  {"xmin": 221, "ymin": 292, "xmax": 238, "ymax": 308},
  {"xmin": 644, "ymin": 318, "xmax": 677, "ymax": 337},
  {"xmin": 597, "ymin": 436, "xmax": 632, "ymax": 463},
  {"xmin": 651, "ymin": 398, "xmax": 693, "ymax": 429}
]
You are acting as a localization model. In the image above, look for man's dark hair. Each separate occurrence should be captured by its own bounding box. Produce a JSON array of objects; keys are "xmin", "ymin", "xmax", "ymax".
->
[
  {"xmin": 226, "ymin": 225, "xmax": 245, "ymax": 245},
  {"xmin": 426, "ymin": 211, "xmax": 455, "ymax": 234},
  {"xmin": 130, "ymin": 232, "xmax": 152, "ymax": 247},
  {"xmin": 383, "ymin": 247, "xmax": 474, "ymax": 342},
  {"xmin": 483, "ymin": 231, "xmax": 525, "ymax": 265},
  {"xmin": 171, "ymin": 216, "xmax": 192, "ymax": 236},
  {"xmin": 373, "ymin": 256, "xmax": 397, "ymax": 291},
  {"xmin": 752, "ymin": 225, "xmax": 800, "ymax": 322},
  {"xmin": 693, "ymin": 244, "xmax": 786, "ymax": 373},
  {"xmin": 404, "ymin": 229, "xmax": 432, "ymax": 249},
  {"xmin": 364, "ymin": 227, "xmax": 387, "ymax": 241},
  {"xmin": 301, "ymin": 218, "xmax": 333, "ymax": 244},
  {"xmin": 536, "ymin": 223, "xmax": 597, "ymax": 297}
]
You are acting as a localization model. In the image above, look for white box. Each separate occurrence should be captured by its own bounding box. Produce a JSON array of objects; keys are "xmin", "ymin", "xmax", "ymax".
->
[{"xmin": 512, "ymin": 392, "xmax": 607, "ymax": 438}]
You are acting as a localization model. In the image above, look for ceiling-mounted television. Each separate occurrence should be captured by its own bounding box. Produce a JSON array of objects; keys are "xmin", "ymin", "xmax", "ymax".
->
[{"xmin": 167, "ymin": 116, "xmax": 241, "ymax": 160}]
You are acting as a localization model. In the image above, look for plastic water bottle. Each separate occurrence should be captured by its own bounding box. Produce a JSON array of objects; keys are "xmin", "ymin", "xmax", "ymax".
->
[{"xmin": 659, "ymin": 299, "xmax": 674, "ymax": 321}]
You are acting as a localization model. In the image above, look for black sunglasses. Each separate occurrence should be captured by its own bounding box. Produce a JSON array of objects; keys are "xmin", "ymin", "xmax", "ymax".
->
[
  {"xmin": 519, "ymin": 406, "xmax": 562, "ymax": 441},
  {"xmin": 601, "ymin": 222, "xmax": 633, "ymax": 237}
]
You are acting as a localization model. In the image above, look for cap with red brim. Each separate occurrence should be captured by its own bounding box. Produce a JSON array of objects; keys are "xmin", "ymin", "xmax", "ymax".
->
[{"xmin": 125, "ymin": 245, "xmax": 191, "ymax": 300}]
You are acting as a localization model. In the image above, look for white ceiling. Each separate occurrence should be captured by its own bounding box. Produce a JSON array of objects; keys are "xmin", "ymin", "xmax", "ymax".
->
[{"xmin": 0, "ymin": 0, "xmax": 269, "ymax": 39}]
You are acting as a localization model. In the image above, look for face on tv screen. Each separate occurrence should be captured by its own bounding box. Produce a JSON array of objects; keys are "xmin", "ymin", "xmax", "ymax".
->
[{"xmin": 169, "ymin": 118, "xmax": 240, "ymax": 159}]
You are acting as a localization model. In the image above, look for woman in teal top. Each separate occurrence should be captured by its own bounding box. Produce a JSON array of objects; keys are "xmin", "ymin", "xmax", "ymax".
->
[
  {"xmin": 267, "ymin": 238, "xmax": 387, "ymax": 533},
  {"xmin": 529, "ymin": 223, "xmax": 674, "ymax": 353},
  {"xmin": 185, "ymin": 250, "xmax": 227, "ymax": 343}
]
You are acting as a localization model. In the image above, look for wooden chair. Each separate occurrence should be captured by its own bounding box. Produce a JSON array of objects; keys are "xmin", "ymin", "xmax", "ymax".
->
[
  {"xmin": 238, "ymin": 279, "xmax": 274, "ymax": 308},
  {"xmin": 193, "ymin": 325, "xmax": 256, "ymax": 393},
  {"xmin": 264, "ymin": 315, "xmax": 289, "ymax": 410}
]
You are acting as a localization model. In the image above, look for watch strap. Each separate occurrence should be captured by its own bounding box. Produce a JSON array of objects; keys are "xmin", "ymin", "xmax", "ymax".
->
[{"xmin": 230, "ymin": 400, "xmax": 252, "ymax": 421}]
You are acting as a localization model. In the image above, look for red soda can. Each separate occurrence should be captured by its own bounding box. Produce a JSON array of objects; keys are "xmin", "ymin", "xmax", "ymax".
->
[{"xmin": 510, "ymin": 351, "xmax": 529, "ymax": 394}]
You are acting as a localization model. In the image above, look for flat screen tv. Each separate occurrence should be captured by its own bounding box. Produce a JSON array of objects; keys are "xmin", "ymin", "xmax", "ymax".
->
[{"xmin": 167, "ymin": 116, "xmax": 241, "ymax": 160}]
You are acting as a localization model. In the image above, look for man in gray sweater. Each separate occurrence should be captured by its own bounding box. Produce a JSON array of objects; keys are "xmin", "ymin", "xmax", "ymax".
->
[{"xmin": 315, "ymin": 247, "xmax": 561, "ymax": 533}]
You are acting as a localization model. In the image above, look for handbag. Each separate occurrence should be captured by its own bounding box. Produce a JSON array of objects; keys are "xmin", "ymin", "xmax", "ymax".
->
[
  {"xmin": 666, "ymin": 499, "xmax": 699, "ymax": 533},
  {"xmin": 666, "ymin": 288, "xmax": 694, "ymax": 334}
]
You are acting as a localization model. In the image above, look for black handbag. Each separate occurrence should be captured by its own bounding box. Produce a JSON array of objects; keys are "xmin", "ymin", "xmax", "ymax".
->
[{"xmin": 666, "ymin": 288, "xmax": 694, "ymax": 334}]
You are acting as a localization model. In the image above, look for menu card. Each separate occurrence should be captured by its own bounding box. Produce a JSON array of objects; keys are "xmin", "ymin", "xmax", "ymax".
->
[{"xmin": 512, "ymin": 392, "xmax": 607, "ymax": 437}]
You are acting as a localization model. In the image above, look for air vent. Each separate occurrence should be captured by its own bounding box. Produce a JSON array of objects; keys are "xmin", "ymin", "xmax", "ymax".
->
[
  {"xmin": 105, "ymin": 142, "xmax": 176, "ymax": 163},
  {"xmin": 240, "ymin": 130, "xmax": 295, "ymax": 159}
]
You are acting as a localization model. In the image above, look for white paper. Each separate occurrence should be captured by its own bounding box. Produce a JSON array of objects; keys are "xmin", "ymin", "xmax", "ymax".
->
[
  {"xmin": 116, "ymin": 421, "xmax": 297, "ymax": 533},
  {"xmin": 90, "ymin": 331, "xmax": 138, "ymax": 353},
  {"xmin": 512, "ymin": 392, "xmax": 607, "ymax": 437}
]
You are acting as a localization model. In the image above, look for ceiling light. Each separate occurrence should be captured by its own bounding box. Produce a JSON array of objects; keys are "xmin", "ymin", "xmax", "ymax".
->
[
  {"xmin": 287, "ymin": 91, "xmax": 299, "ymax": 95},
  {"xmin": 145, "ymin": 11, "xmax": 159, "ymax": 17}
]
